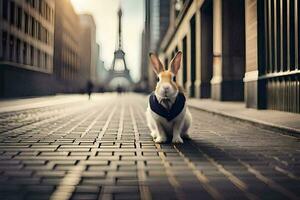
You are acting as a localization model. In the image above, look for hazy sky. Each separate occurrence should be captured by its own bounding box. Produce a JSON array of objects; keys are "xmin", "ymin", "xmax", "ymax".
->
[{"xmin": 70, "ymin": 0, "xmax": 145, "ymax": 82}]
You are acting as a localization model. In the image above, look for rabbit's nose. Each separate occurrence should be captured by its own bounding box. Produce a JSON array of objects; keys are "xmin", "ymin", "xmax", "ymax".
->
[{"xmin": 163, "ymin": 85, "xmax": 170, "ymax": 91}]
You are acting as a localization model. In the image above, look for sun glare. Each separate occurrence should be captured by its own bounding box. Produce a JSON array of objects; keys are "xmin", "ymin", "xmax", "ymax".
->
[{"xmin": 70, "ymin": 0, "xmax": 85, "ymax": 12}]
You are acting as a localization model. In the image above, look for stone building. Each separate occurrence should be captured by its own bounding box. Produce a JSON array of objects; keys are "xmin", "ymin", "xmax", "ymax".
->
[
  {"xmin": 79, "ymin": 14, "xmax": 97, "ymax": 85},
  {"xmin": 54, "ymin": 0, "xmax": 81, "ymax": 93},
  {"xmin": 156, "ymin": 0, "xmax": 299, "ymax": 113},
  {"xmin": 0, "ymin": 0, "xmax": 55, "ymax": 97}
]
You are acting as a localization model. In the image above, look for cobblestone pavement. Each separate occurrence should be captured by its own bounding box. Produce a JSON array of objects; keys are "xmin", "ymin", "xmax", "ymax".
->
[{"xmin": 0, "ymin": 94, "xmax": 299, "ymax": 200}]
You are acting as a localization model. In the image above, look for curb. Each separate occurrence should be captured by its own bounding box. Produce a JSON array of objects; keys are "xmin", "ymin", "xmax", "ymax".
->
[{"xmin": 187, "ymin": 103, "xmax": 300, "ymax": 138}]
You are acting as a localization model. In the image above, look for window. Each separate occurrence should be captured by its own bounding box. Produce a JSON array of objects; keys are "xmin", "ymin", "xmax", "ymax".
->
[
  {"xmin": 51, "ymin": 9, "xmax": 54, "ymax": 24},
  {"xmin": 23, "ymin": 42, "xmax": 27, "ymax": 64},
  {"xmin": 43, "ymin": 28, "xmax": 47, "ymax": 44},
  {"xmin": 27, "ymin": 44, "xmax": 31, "ymax": 64},
  {"xmin": 49, "ymin": 56, "xmax": 52, "ymax": 69},
  {"xmin": 44, "ymin": 53, "xmax": 47, "ymax": 68},
  {"xmin": 9, "ymin": 35, "xmax": 14, "ymax": 61},
  {"xmin": 10, "ymin": 1, "xmax": 15, "ymax": 25},
  {"xmin": 24, "ymin": 13, "xmax": 29, "ymax": 34},
  {"xmin": 31, "ymin": 18, "xmax": 35, "ymax": 37},
  {"xmin": 289, "ymin": 0, "xmax": 295, "ymax": 71},
  {"xmin": 37, "ymin": 22, "xmax": 41, "ymax": 40},
  {"xmin": 1, "ymin": 32, "xmax": 8, "ymax": 59},
  {"xmin": 17, "ymin": 6, "xmax": 22, "ymax": 30},
  {"xmin": 50, "ymin": 7, "xmax": 52, "ymax": 23},
  {"xmin": 16, "ymin": 39, "xmax": 20, "ymax": 63},
  {"xmin": 46, "ymin": 6, "xmax": 50, "ymax": 20},
  {"xmin": 30, "ymin": 45, "xmax": 34, "ymax": 66},
  {"xmin": 32, "ymin": 0, "xmax": 35, "ymax": 8},
  {"xmin": 41, "ymin": 52, "xmax": 44, "ymax": 68},
  {"xmin": 182, "ymin": 36, "xmax": 187, "ymax": 86},
  {"xmin": 26, "ymin": 0, "xmax": 35, "ymax": 8},
  {"xmin": 42, "ymin": 1, "xmax": 46, "ymax": 18},
  {"xmin": 44, "ymin": 4, "xmax": 47, "ymax": 20},
  {"xmin": 39, "ymin": 0, "xmax": 43, "ymax": 14},
  {"xmin": 2, "ymin": 0, "xmax": 8, "ymax": 20},
  {"xmin": 46, "ymin": 31, "xmax": 48, "ymax": 44},
  {"xmin": 190, "ymin": 14, "xmax": 196, "ymax": 97},
  {"xmin": 44, "ymin": 52, "xmax": 47, "ymax": 69},
  {"xmin": 40, "ymin": 26, "xmax": 43, "ymax": 42},
  {"xmin": 164, "ymin": 58, "xmax": 168, "ymax": 70},
  {"xmin": 37, "ymin": 49, "xmax": 40, "ymax": 67}
]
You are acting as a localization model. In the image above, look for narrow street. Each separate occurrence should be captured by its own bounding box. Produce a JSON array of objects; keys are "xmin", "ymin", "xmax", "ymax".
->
[{"xmin": 0, "ymin": 94, "xmax": 299, "ymax": 200}]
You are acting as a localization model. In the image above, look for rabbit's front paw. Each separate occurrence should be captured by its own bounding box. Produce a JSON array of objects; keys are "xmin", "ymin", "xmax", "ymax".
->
[
  {"xmin": 155, "ymin": 135, "xmax": 167, "ymax": 143},
  {"xmin": 172, "ymin": 136, "xmax": 183, "ymax": 144}
]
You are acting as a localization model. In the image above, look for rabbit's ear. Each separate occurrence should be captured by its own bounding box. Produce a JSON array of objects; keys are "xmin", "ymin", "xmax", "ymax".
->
[
  {"xmin": 149, "ymin": 53, "xmax": 164, "ymax": 74},
  {"xmin": 169, "ymin": 51, "xmax": 182, "ymax": 75}
]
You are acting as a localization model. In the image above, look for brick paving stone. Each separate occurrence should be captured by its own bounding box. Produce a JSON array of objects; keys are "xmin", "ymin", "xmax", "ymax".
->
[{"xmin": 0, "ymin": 94, "xmax": 299, "ymax": 199}]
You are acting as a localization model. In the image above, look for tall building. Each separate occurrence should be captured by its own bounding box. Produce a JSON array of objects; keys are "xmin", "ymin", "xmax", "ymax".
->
[
  {"xmin": 156, "ymin": 0, "xmax": 299, "ymax": 113},
  {"xmin": 0, "ymin": 0, "xmax": 55, "ymax": 97},
  {"xmin": 140, "ymin": 0, "xmax": 171, "ymax": 91},
  {"xmin": 54, "ymin": 0, "xmax": 81, "ymax": 93},
  {"xmin": 95, "ymin": 43, "xmax": 107, "ymax": 89},
  {"xmin": 95, "ymin": 43, "xmax": 107, "ymax": 84},
  {"xmin": 139, "ymin": 29, "xmax": 149, "ymax": 91},
  {"xmin": 79, "ymin": 14, "xmax": 97, "ymax": 84}
]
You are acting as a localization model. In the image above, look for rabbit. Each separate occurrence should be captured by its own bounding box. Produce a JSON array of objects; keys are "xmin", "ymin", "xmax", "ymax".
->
[{"xmin": 146, "ymin": 51, "xmax": 192, "ymax": 143}]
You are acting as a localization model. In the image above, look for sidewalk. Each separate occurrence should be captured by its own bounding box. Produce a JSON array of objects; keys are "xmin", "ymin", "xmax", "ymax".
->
[
  {"xmin": 0, "ymin": 93, "xmax": 115, "ymax": 113},
  {"xmin": 0, "ymin": 94, "xmax": 87, "ymax": 113},
  {"xmin": 188, "ymin": 98, "xmax": 300, "ymax": 136}
]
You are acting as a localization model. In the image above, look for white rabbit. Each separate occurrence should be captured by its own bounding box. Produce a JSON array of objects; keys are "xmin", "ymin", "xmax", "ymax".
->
[{"xmin": 146, "ymin": 51, "xmax": 192, "ymax": 143}]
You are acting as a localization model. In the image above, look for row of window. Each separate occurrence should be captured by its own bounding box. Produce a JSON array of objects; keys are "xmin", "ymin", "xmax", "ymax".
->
[
  {"xmin": 1, "ymin": 31, "xmax": 52, "ymax": 70},
  {"xmin": 3, "ymin": 0, "xmax": 54, "ymax": 24},
  {"xmin": 59, "ymin": 64, "xmax": 77, "ymax": 81},
  {"xmin": 25, "ymin": 0, "xmax": 54, "ymax": 24},
  {"xmin": 2, "ymin": 0, "xmax": 54, "ymax": 45},
  {"xmin": 62, "ymin": 47, "xmax": 80, "ymax": 69},
  {"xmin": 59, "ymin": 47, "xmax": 80, "ymax": 81}
]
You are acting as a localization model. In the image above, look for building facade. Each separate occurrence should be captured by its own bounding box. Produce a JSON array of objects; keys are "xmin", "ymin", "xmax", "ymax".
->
[
  {"xmin": 79, "ymin": 14, "xmax": 97, "ymax": 85},
  {"xmin": 246, "ymin": 0, "xmax": 299, "ymax": 113},
  {"xmin": 141, "ymin": 0, "xmax": 171, "ymax": 91},
  {"xmin": 0, "ymin": 0, "xmax": 55, "ymax": 97},
  {"xmin": 157, "ymin": 0, "xmax": 299, "ymax": 113},
  {"xmin": 54, "ymin": 0, "xmax": 81, "ymax": 93}
]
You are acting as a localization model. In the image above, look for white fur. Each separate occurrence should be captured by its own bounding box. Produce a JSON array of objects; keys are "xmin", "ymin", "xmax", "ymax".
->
[{"xmin": 146, "ymin": 95, "xmax": 192, "ymax": 143}]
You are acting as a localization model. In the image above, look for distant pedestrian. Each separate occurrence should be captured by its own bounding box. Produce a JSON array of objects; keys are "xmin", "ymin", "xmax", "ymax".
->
[
  {"xmin": 86, "ymin": 80, "xmax": 94, "ymax": 100},
  {"xmin": 116, "ymin": 84, "xmax": 123, "ymax": 95}
]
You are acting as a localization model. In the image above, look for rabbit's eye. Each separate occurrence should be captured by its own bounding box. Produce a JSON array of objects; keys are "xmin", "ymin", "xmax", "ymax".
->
[
  {"xmin": 173, "ymin": 76, "xmax": 176, "ymax": 82},
  {"xmin": 156, "ymin": 77, "xmax": 160, "ymax": 82}
]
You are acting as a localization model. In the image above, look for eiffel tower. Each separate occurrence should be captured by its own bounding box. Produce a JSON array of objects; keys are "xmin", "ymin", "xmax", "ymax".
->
[{"xmin": 106, "ymin": 7, "xmax": 133, "ymax": 89}]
